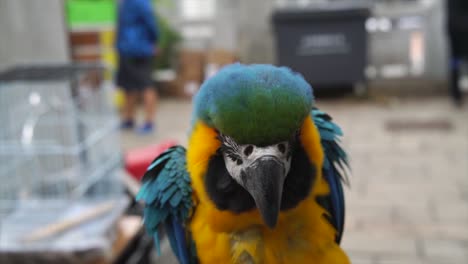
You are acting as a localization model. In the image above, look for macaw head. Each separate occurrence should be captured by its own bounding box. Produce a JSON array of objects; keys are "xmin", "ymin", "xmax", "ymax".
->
[{"xmin": 189, "ymin": 63, "xmax": 316, "ymax": 229}]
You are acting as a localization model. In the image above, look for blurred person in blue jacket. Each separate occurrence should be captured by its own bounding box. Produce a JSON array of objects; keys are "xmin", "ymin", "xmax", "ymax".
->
[
  {"xmin": 116, "ymin": 0, "xmax": 159, "ymax": 134},
  {"xmin": 447, "ymin": 0, "xmax": 468, "ymax": 106}
]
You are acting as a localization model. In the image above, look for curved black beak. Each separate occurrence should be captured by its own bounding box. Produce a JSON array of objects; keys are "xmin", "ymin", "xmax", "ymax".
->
[{"xmin": 241, "ymin": 157, "xmax": 286, "ymax": 229}]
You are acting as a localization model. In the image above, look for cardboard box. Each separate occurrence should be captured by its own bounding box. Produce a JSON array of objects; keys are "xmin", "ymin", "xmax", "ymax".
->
[
  {"xmin": 173, "ymin": 50, "xmax": 205, "ymax": 98},
  {"xmin": 206, "ymin": 49, "xmax": 237, "ymax": 66},
  {"xmin": 178, "ymin": 50, "xmax": 205, "ymax": 83},
  {"xmin": 171, "ymin": 49, "xmax": 238, "ymax": 98}
]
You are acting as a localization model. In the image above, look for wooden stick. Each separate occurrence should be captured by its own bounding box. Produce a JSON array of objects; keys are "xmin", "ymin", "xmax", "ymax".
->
[{"xmin": 22, "ymin": 201, "xmax": 115, "ymax": 243}]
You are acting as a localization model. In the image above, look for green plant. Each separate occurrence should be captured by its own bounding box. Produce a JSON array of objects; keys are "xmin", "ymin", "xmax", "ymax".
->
[{"xmin": 154, "ymin": 14, "xmax": 182, "ymax": 70}]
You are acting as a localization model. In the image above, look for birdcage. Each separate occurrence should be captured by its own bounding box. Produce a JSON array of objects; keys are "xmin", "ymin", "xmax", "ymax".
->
[{"xmin": 0, "ymin": 64, "xmax": 124, "ymax": 251}]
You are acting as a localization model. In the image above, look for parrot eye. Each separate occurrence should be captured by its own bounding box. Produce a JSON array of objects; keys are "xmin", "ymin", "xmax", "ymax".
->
[
  {"xmin": 244, "ymin": 145, "xmax": 254, "ymax": 157},
  {"xmin": 277, "ymin": 143, "xmax": 286, "ymax": 153}
]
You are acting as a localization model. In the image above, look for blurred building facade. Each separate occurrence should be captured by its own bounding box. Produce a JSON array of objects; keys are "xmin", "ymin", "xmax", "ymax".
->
[
  {"xmin": 0, "ymin": 0, "xmax": 69, "ymax": 71},
  {"xmin": 177, "ymin": 0, "xmax": 450, "ymax": 84},
  {"xmin": 0, "ymin": 0, "xmax": 455, "ymax": 84}
]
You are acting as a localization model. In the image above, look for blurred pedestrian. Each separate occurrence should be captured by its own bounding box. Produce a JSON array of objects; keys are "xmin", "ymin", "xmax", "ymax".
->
[
  {"xmin": 116, "ymin": 0, "xmax": 159, "ymax": 133},
  {"xmin": 447, "ymin": 0, "xmax": 468, "ymax": 106}
]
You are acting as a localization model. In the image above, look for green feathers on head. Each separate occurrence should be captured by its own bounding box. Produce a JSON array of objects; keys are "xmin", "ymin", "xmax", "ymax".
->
[{"xmin": 193, "ymin": 63, "xmax": 314, "ymax": 146}]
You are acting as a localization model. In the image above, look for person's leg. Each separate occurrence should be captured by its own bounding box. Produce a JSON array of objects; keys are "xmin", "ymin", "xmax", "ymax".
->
[
  {"xmin": 136, "ymin": 57, "xmax": 157, "ymax": 134},
  {"xmin": 450, "ymin": 58, "xmax": 462, "ymax": 106},
  {"xmin": 136, "ymin": 87, "xmax": 158, "ymax": 134},
  {"xmin": 117, "ymin": 56, "xmax": 138, "ymax": 128},
  {"xmin": 143, "ymin": 87, "xmax": 158, "ymax": 124},
  {"xmin": 121, "ymin": 90, "xmax": 137, "ymax": 128}
]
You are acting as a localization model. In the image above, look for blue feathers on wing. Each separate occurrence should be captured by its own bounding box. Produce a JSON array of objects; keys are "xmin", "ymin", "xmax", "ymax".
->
[
  {"xmin": 312, "ymin": 108, "xmax": 349, "ymax": 244},
  {"xmin": 136, "ymin": 146, "xmax": 196, "ymax": 264}
]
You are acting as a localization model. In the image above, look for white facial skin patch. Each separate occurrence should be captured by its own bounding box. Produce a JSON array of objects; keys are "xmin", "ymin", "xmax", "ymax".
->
[{"xmin": 220, "ymin": 136, "xmax": 292, "ymax": 185}]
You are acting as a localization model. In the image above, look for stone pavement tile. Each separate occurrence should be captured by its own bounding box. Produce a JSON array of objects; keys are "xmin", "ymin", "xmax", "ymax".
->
[
  {"xmin": 345, "ymin": 221, "xmax": 468, "ymax": 242},
  {"xmin": 341, "ymin": 234, "xmax": 418, "ymax": 258},
  {"xmin": 434, "ymin": 202, "xmax": 468, "ymax": 222},
  {"xmin": 459, "ymin": 181, "xmax": 468, "ymax": 202},
  {"xmin": 346, "ymin": 252, "xmax": 378, "ymax": 264},
  {"xmin": 367, "ymin": 170, "xmax": 443, "ymax": 186},
  {"xmin": 376, "ymin": 257, "xmax": 425, "ymax": 264},
  {"xmin": 426, "ymin": 260, "xmax": 468, "ymax": 264},
  {"xmin": 414, "ymin": 223, "xmax": 468, "ymax": 241},
  {"xmin": 363, "ymin": 184, "xmax": 462, "ymax": 206},
  {"xmin": 344, "ymin": 203, "xmax": 394, "ymax": 232},
  {"xmin": 358, "ymin": 194, "xmax": 432, "ymax": 209},
  {"xmin": 393, "ymin": 204, "xmax": 435, "ymax": 226},
  {"xmin": 431, "ymin": 195, "xmax": 467, "ymax": 207},
  {"xmin": 349, "ymin": 258, "xmax": 377, "ymax": 264},
  {"xmin": 422, "ymin": 239, "xmax": 468, "ymax": 262},
  {"xmin": 346, "ymin": 196, "xmax": 429, "ymax": 212}
]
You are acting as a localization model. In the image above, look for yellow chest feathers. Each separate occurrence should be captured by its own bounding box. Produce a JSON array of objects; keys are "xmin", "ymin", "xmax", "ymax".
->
[{"xmin": 189, "ymin": 195, "xmax": 349, "ymax": 264}]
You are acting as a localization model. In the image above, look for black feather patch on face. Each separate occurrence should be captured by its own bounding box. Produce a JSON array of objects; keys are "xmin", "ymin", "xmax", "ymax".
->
[
  {"xmin": 204, "ymin": 153, "xmax": 256, "ymax": 213},
  {"xmin": 280, "ymin": 144, "xmax": 316, "ymax": 210},
  {"xmin": 204, "ymin": 139, "xmax": 316, "ymax": 214}
]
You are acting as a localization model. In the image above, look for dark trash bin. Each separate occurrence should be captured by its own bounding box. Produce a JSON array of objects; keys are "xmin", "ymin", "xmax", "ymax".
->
[{"xmin": 272, "ymin": 4, "xmax": 370, "ymax": 90}]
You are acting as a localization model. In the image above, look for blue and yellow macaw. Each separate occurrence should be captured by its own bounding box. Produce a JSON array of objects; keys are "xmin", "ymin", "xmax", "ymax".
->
[{"xmin": 137, "ymin": 64, "xmax": 350, "ymax": 264}]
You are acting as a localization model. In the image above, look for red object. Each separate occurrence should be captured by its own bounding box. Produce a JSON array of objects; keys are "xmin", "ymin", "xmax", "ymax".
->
[{"xmin": 124, "ymin": 140, "xmax": 177, "ymax": 181}]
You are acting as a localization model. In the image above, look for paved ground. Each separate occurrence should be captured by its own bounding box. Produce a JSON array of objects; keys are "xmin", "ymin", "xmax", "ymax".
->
[{"xmin": 122, "ymin": 95, "xmax": 468, "ymax": 264}]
